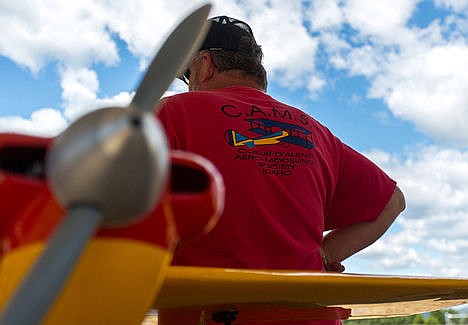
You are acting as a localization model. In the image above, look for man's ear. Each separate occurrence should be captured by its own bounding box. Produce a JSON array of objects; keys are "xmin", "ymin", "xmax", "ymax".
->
[{"xmin": 199, "ymin": 52, "xmax": 216, "ymax": 82}]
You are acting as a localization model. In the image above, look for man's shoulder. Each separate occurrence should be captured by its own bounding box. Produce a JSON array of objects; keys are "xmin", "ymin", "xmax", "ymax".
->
[
  {"xmin": 163, "ymin": 86, "xmax": 269, "ymax": 102},
  {"xmin": 162, "ymin": 89, "xmax": 224, "ymax": 105}
]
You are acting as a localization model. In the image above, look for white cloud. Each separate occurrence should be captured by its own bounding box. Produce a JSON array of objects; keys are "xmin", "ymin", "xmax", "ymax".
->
[
  {"xmin": 60, "ymin": 66, "xmax": 134, "ymax": 121},
  {"xmin": 369, "ymin": 146, "xmax": 468, "ymax": 216},
  {"xmin": 305, "ymin": 0, "xmax": 468, "ymax": 145},
  {"xmin": 60, "ymin": 67, "xmax": 100, "ymax": 120},
  {"xmin": 0, "ymin": 0, "xmax": 118, "ymax": 74},
  {"xmin": 0, "ymin": 69, "xmax": 176, "ymax": 137},
  {"xmin": 246, "ymin": 1, "xmax": 322, "ymax": 90},
  {"xmin": 307, "ymin": 75, "xmax": 326, "ymax": 96},
  {"xmin": 369, "ymin": 43, "xmax": 468, "ymax": 145},
  {"xmin": 343, "ymin": 0, "xmax": 419, "ymax": 42},
  {"xmin": 0, "ymin": 108, "xmax": 67, "ymax": 137},
  {"xmin": 100, "ymin": 0, "xmax": 189, "ymax": 69},
  {"xmin": 345, "ymin": 146, "xmax": 468, "ymax": 276},
  {"xmin": 435, "ymin": 0, "xmax": 468, "ymax": 12},
  {"xmin": 307, "ymin": 0, "xmax": 344, "ymax": 31}
]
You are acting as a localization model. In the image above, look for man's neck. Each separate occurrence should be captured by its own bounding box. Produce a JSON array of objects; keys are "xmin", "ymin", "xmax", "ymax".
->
[{"xmin": 205, "ymin": 71, "xmax": 264, "ymax": 91}]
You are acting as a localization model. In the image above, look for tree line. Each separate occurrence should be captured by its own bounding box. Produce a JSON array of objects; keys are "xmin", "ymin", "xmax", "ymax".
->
[{"xmin": 343, "ymin": 309, "xmax": 467, "ymax": 324}]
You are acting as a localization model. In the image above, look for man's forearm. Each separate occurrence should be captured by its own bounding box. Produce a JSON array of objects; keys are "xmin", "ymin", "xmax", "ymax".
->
[{"xmin": 322, "ymin": 186, "xmax": 405, "ymax": 264}]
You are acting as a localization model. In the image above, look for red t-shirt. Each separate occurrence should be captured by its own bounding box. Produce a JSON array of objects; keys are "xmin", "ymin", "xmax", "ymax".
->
[
  {"xmin": 159, "ymin": 86, "xmax": 395, "ymax": 269},
  {"xmin": 158, "ymin": 86, "xmax": 396, "ymax": 324}
]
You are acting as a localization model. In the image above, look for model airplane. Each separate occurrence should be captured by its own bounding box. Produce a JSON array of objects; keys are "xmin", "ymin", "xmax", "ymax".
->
[
  {"xmin": 226, "ymin": 118, "xmax": 315, "ymax": 149},
  {"xmin": 0, "ymin": 4, "xmax": 467, "ymax": 325},
  {"xmin": 226, "ymin": 129, "xmax": 289, "ymax": 147}
]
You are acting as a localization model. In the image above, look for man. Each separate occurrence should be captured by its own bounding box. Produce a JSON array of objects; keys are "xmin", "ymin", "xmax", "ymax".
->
[{"xmin": 158, "ymin": 16, "xmax": 405, "ymax": 324}]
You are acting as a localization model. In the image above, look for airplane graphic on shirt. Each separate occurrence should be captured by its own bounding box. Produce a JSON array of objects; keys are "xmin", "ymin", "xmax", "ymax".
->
[
  {"xmin": 226, "ymin": 130, "xmax": 288, "ymax": 148},
  {"xmin": 225, "ymin": 118, "xmax": 315, "ymax": 149}
]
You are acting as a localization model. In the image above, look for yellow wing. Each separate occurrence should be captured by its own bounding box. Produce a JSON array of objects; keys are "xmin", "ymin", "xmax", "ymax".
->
[{"xmin": 152, "ymin": 266, "xmax": 468, "ymax": 323}]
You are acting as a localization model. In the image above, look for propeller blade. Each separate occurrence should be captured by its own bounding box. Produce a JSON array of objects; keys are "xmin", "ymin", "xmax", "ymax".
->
[
  {"xmin": 131, "ymin": 4, "xmax": 211, "ymax": 113},
  {"xmin": 0, "ymin": 206, "xmax": 102, "ymax": 325}
]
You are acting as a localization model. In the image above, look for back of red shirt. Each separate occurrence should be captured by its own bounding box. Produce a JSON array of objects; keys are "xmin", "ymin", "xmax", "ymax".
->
[{"xmin": 158, "ymin": 86, "xmax": 395, "ymax": 270}]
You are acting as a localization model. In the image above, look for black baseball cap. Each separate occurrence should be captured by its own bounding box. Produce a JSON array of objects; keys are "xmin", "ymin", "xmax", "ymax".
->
[
  {"xmin": 200, "ymin": 16, "xmax": 257, "ymax": 57},
  {"xmin": 179, "ymin": 16, "xmax": 258, "ymax": 84}
]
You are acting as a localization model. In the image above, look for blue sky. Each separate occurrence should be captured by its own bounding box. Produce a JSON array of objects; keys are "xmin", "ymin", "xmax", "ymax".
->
[{"xmin": 1, "ymin": 0, "xmax": 468, "ymax": 278}]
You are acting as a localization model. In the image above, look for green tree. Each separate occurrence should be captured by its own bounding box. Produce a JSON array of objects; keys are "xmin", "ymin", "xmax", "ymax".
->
[
  {"xmin": 343, "ymin": 308, "xmax": 463, "ymax": 325},
  {"xmin": 430, "ymin": 309, "xmax": 450, "ymax": 324},
  {"xmin": 425, "ymin": 315, "xmax": 439, "ymax": 324},
  {"xmin": 343, "ymin": 315, "xmax": 419, "ymax": 324},
  {"xmin": 412, "ymin": 314, "xmax": 425, "ymax": 324}
]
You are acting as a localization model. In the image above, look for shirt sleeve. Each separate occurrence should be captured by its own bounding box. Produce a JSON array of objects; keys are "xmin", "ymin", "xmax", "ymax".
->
[
  {"xmin": 157, "ymin": 98, "xmax": 183, "ymax": 150},
  {"xmin": 324, "ymin": 142, "xmax": 396, "ymax": 230}
]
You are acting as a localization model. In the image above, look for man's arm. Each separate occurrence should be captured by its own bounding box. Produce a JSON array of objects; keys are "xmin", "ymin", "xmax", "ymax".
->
[{"xmin": 322, "ymin": 186, "xmax": 405, "ymax": 266}]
